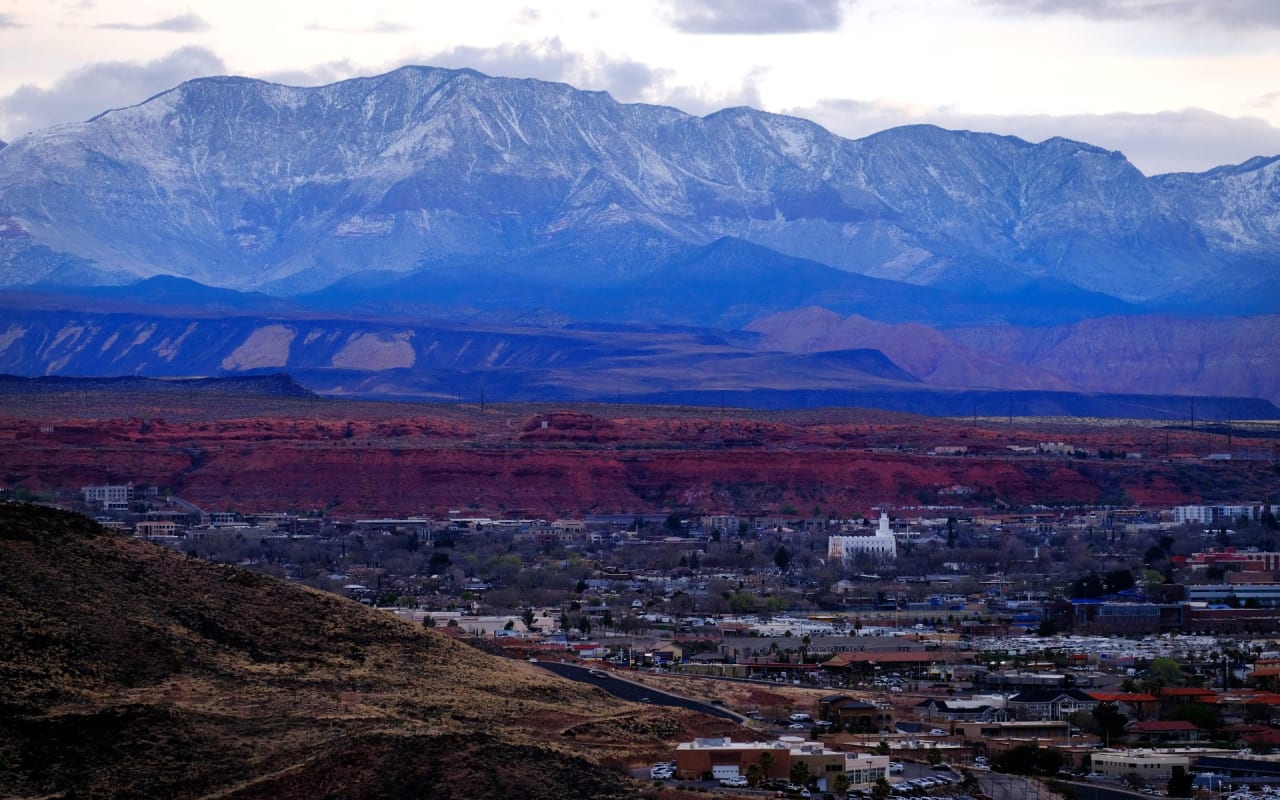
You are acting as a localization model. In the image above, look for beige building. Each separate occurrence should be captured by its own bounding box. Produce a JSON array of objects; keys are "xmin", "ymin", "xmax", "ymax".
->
[
  {"xmin": 674, "ymin": 736, "xmax": 885, "ymax": 791},
  {"xmin": 1090, "ymin": 748, "xmax": 1199, "ymax": 781},
  {"xmin": 135, "ymin": 520, "xmax": 178, "ymax": 537}
]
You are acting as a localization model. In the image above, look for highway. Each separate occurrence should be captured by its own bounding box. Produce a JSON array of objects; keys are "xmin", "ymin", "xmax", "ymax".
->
[{"xmin": 533, "ymin": 661, "xmax": 743, "ymax": 722}]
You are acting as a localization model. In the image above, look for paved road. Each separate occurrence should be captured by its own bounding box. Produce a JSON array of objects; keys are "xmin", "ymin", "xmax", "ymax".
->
[{"xmin": 533, "ymin": 661, "xmax": 743, "ymax": 722}]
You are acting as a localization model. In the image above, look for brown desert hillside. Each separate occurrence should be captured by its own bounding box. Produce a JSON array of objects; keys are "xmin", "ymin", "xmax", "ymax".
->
[{"xmin": 0, "ymin": 503, "xmax": 706, "ymax": 799}]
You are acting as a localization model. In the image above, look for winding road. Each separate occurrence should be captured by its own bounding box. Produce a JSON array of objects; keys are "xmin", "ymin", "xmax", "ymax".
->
[{"xmin": 533, "ymin": 661, "xmax": 744, "ymax": 722}]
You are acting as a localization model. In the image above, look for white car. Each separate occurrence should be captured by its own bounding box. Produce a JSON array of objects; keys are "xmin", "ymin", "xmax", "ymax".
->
[{"xmin": 721, "ymin": 776, "xmax": 749, "ymax": 787}]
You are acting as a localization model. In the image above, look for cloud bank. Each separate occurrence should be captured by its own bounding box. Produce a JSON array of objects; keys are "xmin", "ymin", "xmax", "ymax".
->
[
  {"xmin": 0, "ymin": 46, "xmax": 225, "ymax": 140},
  {"xmin": 981, "ymin": 0, "xmax": 1280, "ymax": 29},
  {"xmin": 96, "ymin": 13, "xmax": 212, "ymax": 33},
  {"xmin": 662, "ymin": 0, "xmax": 849, "ymax": 34},
  {"xmin": 792, "ymin": 97, "xmax": 1280, "ymax": 174}
]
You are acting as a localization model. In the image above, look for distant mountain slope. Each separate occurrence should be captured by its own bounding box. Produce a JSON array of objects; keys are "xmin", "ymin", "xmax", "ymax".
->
[
  {"xmin": 0, "ymin": 503, "xmax": 695, "ymax": 799},
  {"xmin": 0, "ymin": 304, "xmax": 1273, "ymax": 417},
  {"xmin": 0, "ymin": 66, "xmax": 1276, "ymax": 311},
  {"xmin": 748, "ymin": 308, "xmax": 1280, "ymax": 407},
  {"xmin": 0, "ymin": 372, "xmax": 315, "ymax": 398}
]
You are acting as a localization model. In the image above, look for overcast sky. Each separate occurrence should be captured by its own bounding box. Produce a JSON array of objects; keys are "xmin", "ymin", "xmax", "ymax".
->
[{"xmin": 1, "ymin": 0, "xmax": 1278, "ymax": 175}]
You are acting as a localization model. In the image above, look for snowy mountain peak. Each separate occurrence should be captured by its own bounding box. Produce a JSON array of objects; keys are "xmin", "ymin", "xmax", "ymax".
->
[{"xmin": 0, "ymin": 65, "xmax": 1275, "ymax": 310}]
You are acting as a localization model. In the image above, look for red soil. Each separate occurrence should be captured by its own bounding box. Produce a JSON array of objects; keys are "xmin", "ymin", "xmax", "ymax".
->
[{"xmin": 2, "ymin": 399, "xmax": 1274, "ymax": 516}]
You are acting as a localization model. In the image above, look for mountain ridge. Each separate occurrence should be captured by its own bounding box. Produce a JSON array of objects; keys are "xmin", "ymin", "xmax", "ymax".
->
[{"xmin": 0, "ymin": 65, "xmax": 1276, "ymax": 310}]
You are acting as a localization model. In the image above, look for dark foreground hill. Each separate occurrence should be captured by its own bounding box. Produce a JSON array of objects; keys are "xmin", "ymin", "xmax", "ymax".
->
[{"xmin": 0, "ymin": 504, "xmax": 702, "ymax": 799}]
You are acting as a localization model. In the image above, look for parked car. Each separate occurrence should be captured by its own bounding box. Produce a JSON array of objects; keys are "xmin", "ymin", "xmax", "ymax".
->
[{"xmin": 721, "ymin": 776, "xmax": 749, "ymax": 787}]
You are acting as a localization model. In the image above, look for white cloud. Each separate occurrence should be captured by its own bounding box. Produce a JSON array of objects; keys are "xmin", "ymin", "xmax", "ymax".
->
[
  {"xmin": 96, "ymin": 13, "xmax": 212, "ymax": 32},
  {"xmin": 0, "ymin": 46, "xmax": 225, "ymax": 140},
  {"xmin": 0, "ymin": 13, "xmax": 25, "ymax": 28},
  {"xmin": 661, "ymin": 0, "xmax": 850, "ymax": 34},
  {"xmin": 792, "ymin": 97, "xmax": 1280, "ymax": 174},
  {"xmin": 980, "ymin": 0, "xmax": 1280, "ymax": 29},
  {"xmin": 303, "ymin": 20, "xmax": 412, "ymax": 34}
]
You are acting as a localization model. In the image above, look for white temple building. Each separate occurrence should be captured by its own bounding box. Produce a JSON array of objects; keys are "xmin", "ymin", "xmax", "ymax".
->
[{"xmin": 827, "ymin": 512, "xmax": 898, "ymax": 562}]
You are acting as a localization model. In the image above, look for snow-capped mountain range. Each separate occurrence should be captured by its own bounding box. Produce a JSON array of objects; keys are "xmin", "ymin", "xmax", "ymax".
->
[
  {"xmin": 0, "ymin": 65, "xmax": 1276, "ymax": 311},
  {"xmin": 0, "ymin": 66, "xmax": 1276, "ymax": 413}
]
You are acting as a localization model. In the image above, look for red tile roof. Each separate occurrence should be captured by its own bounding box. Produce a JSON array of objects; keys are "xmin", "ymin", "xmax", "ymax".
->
[
  {"xmin": 1159, "ymin": 687, "xmax": 1217, "ymax": 696},
  {"xmin": 1128, "ymin": 720, "xmax": 1200, "ymax": 732},
  {"xmin": 1089, "ymin": 692, "xmax": 1157, "ymax": 703}
]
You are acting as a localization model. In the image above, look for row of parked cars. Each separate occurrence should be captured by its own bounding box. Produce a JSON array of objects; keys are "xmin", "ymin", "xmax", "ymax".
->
[
  {"xmin": 649, "ymin": 761, "xmax": 675, "ymax": 780},
  {"xmin": 894, "ymin": 774, "xmax": 961, "ymax": 794}
]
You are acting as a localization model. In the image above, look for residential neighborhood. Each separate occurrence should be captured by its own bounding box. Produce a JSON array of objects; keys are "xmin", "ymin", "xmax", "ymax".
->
[{"xmin": 57, "ymin": 480, "xmax": 1280, "ymax": 796}]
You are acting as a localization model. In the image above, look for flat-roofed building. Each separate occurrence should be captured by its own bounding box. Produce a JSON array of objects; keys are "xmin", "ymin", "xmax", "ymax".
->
[
  {"xmin": 674, "ymin": 737, "xmax": 884, "ymax": 791},
  {"xmin": 1091, "ymin": 748, "xmax": 1205, "ymax": 781}
]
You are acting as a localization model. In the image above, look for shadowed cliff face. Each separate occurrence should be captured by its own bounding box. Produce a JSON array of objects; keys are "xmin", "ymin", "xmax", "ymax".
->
[{"xmin": 0, "ymin": 503, "xmax": 715, "ymax": 799}]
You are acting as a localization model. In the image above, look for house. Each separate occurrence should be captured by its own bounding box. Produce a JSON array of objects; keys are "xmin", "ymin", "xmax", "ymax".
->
[
  {"xmin": 916, "ymin": 698, "xmax": 1008, "ymax": 723},
  {"xmin": 650, "ymin": 642, "xmax": 686, "ymax": 664},
  {"xmin": 819, "ymin": 694, "xmax": 894, "ymax": 732},
  {"xmin": 1126, "ymin": 719, "xmax": 1202, "ymax": 744},
  {"xmin": 1005, "ymin": 688, "xmax": 1099, "ymax": 721},
  {"xmin": 1088, "ymin": 691, "xmax": 1157, "ymax": 719}
]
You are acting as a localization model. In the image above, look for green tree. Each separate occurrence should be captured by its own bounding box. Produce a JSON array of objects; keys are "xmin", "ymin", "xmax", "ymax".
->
[
  {"xmin": 1105, "ymin": 568, "xmax": 1136, "ymax": 593},
  {"xmin": 875, "ymin": 739, "xmax": 891, "ymax": 755},
  {"xmin": 926, "ymin": 746, "xmax": 943, "ymax": 766},
  {"xmin": 729, "ymin": 591, "xmax": 756, "ymax": 614},
  {"xmin": 1069, "ymin": 709, "xmax": 1100, "ymax": 735},
  {"xmin": 521, "ymin": 607, "xmax": 537, "ymax": 632},
  {"xmin": 1168, "ymin": 767, "xmax": 1194, "ymax": 797},
  {"xmin": 834, "ymin": 773, "xmax": 851, "ymax": 795},
  {"xmin": 790, "ymin": 760, "xmax": 811, "ymax": 787},
  {"xmin": 1169, "ymin": 703, "xmax": 1220, "ymax": 731},
  {"xmin": 503, "ymin": 619, "xmax": 515, "ymax": 631},
  {"xmin": 1147, "ymin": 656, "xmax": 1185, "ymax": 688},
  {"xmin": 872, "ymin": 777, "xmax": 892, "ymax": 800},
  {"xmin": 421, "ymin": 615, "xmax": 436, "ymax": 628},
  {"xmin": 746, "ymin": 762, "xmax": 763, "ymax": 787},
  {"xmin": 774, "ymin": 545, "xmax": 792, "ymax": 572},
  {"xmin": 1091, "ymin": 702, "xmax": 1129, "ymax": 745},
  {"xmin": 758, "ymin": 751, "xmax": 775, "ymax": 781}
]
